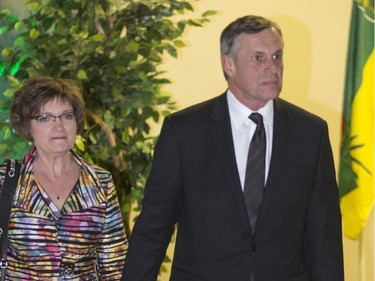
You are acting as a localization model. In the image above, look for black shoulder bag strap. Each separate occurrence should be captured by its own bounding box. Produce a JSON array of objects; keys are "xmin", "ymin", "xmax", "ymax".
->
[{"xmin": 0, "ymin": 159, "xmax": 21, "ymax": 281}]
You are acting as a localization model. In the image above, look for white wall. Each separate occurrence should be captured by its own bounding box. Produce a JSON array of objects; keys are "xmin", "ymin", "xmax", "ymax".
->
[{"xmin": 159, "ymin": 1, "xmax": 374, "ymax": 280}]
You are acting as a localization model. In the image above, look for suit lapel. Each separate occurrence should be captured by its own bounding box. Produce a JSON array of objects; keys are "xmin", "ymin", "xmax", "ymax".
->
[
  {"xmin": 210, "ymin": 94, "xmax": 249, "ymax": 220},
  {"xmin": 256, "ymin": 99, "xmax": 290, "ymax": 227}
]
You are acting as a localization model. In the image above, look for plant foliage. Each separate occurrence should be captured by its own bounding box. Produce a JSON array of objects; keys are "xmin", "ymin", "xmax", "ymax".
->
[{"xmin": 0, "ymin": 0, "xmax": 215, "ymax": 263}]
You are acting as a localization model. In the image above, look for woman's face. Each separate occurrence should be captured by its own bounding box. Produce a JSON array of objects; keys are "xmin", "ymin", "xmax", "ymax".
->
[{"xmin": 29, "ymin": 98, "xmax": 77, "ymax": 157}]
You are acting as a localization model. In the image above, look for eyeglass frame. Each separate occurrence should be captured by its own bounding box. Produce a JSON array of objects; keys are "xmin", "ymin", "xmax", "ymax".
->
[{"xmin": 30, "ymin": 111, "xmax": 76, "ymax": 123}]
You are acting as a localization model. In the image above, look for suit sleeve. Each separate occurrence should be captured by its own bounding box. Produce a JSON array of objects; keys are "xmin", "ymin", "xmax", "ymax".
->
[
  {"xmin": 122, "ymin": 116, "xmax": 183, "ymax": 281},
  {"xmin": 304, "ymin": 122, "xmax": 344, "ymax": 281}
]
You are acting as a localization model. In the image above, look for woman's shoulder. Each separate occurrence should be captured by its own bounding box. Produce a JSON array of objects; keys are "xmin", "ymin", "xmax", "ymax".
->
[
  {"xmin": 86, "ymin": 162, "xmax": 112, "ymax": 181},
  {"xmin": 75, "ymin": 157, "xmax": 112, "ymax": 188},
  {"xmin": 71, "ymin": 151, "xmax": 110, "ymax": 175}
]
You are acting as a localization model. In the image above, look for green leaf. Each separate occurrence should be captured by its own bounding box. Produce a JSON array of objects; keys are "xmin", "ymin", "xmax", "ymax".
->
[
  {"xmin": 173, "ymin": 39, "xmax": 185, "ymax": 48},
  {"xmin": 114, "ymin": 66, "xmax": 127, "ymax": 74},
  {"xmin": 91, "ymin": 34, "xmax": 105, "ymax": 41},
  {"xmin": 76, "ymin": 70, "xmax": 88, "ymax": 80},
  {"xmin": 126, "ymin": 41, "xmax": 140, "ymax": 52},
  {"xmin": 2, "ymin": 88, "xmax": 15, "ymax": 98},
  {"xmin": 2, "ymin": 126, "xmax": 12, "ymax": 139},
  {"xmin": 28, "ymin": 2, "xmax": 40, "ymax": 11},
  {"xmin": 14, "ymin": 36, "xmax": 26, "ymax": 47},
  {"xmin": 189, "ymin": 19, "xmax": 204, "ymax": 27},
  {"xmin": 202, "ymin": 10, "xmax": 218, "ymax": 17},
  {"xmin": 29, "ymin": 28, "xmax": 40, "ymax": 39},
  {"xmin": 95, "ymin": 46, "xmax": 105, "ymax": 54},
  {"xmin": 166, "ymin": 45, "xmax": 177, "ymax": 58},
  {"xmin": 57, "ymin": 39, "xmax": 68, "ymax": 45},
  {"xmin": 0, "ymin": 26, "xmax": 9, "ymax": 35},
  {"xmin": 14, "ymin": 21, "xmax": 25, "ymax": 30},
  {"xmin": 122, "ymin": 202, "xmax": 131, "ymax": 213},
  {"xmin": 75, "ymin": 135, "xmax": 86, "ymax": 152},
  {"xmin": 6, "ymin": 76, "xmax": 20, "ymax": 88},
  {"xmin": 69, "ymin": 25, "xmax": 79, "ymax": 34},
  {"xmin": 1, "ymin": 47, "xmax": 12, "ymax": 58},
  {"xmin": 10, "ymin": 61, "xmax": 21, "ymax": 75}
]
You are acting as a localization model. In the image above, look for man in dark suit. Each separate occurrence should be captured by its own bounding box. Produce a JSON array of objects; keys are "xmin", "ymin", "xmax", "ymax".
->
[{"xmin": 122, "ymin": 15, "xmax": 344, "ymax": 281}]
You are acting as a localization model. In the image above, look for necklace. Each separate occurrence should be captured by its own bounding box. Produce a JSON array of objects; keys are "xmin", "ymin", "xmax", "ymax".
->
[{"xmin": 34, "ymin": 156, "xmax": 73, "ymax": 200}]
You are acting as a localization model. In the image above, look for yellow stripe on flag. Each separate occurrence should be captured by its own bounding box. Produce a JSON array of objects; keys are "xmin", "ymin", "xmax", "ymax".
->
[{"xmin": 340, "ymin": 50, "xmax": 374, "ymax": 239}]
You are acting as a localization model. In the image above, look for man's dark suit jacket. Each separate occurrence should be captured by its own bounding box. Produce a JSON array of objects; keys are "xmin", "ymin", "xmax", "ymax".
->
[{"xmin": 122, "ymin": 93, "xmax": 344, "ymax": 281}]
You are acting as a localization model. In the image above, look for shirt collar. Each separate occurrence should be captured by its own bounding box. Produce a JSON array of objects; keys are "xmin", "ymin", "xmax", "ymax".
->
[{"xmin": 227, "ymin": 89, "xmax": 274, "ymax": 129}]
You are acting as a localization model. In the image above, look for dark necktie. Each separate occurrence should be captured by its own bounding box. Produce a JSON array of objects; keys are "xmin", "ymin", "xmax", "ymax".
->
[{"xmin": 244, "ymin": 113, "xmax": 266, "ymax": 232}]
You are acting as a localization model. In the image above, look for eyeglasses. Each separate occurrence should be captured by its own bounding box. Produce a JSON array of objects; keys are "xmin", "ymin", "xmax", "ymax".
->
[{"xmin": 31, "ymin": 112, "xmax": 76, "ymax": 124}]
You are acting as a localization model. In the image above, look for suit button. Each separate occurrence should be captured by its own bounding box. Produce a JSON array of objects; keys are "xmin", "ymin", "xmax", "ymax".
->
[{"xmin": 251, "ymin": 244, "xmax": 256, "ymax": 251}]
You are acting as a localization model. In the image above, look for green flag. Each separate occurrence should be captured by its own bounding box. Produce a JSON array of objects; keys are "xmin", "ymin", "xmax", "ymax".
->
[{"xmin": 339, "ymin": 0, "xmax": 374, "ymax": 239}]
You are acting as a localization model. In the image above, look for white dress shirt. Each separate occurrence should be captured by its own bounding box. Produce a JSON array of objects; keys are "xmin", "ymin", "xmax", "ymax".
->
[{"xmin": 227, "ymin": 90, "xmax": 274, "ymax": 190}]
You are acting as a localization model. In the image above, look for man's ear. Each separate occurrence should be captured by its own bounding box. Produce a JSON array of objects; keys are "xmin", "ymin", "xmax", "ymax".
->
[{"xmin": 221, "ymin": 54, "xmax": 234, "ymax": 78}]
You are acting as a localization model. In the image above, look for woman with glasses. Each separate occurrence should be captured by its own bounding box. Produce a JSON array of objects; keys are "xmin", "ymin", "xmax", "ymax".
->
[{"xmin": 0, "ymin": 76, "xmax": 128, "ymax": 280}]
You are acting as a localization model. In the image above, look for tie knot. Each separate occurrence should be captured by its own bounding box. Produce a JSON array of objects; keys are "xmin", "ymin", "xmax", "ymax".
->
[{"xmin": 249, "ymin": 113, "xmax": 263, "ymax": 126}]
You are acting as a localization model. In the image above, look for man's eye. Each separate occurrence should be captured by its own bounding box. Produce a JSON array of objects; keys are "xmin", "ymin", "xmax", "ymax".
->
[{"xmin": 273, "ymin": 53, "xmax": 283, "ymax": 60}]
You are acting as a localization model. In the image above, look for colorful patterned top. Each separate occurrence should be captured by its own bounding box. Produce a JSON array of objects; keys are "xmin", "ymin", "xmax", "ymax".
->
[{"xmin": 0, "ymin": 148, "xmax": 128, "ymax": 280}]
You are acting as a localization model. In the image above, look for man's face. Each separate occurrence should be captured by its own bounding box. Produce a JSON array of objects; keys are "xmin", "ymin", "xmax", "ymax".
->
[{"xmin": 222, "ymin": 27, "xmax": 284, "ymax": 110}]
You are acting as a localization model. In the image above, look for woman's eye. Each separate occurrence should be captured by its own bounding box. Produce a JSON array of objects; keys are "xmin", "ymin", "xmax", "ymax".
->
[
  {"xmin": 62, "ymin": 113, "xmax": 75, "ymax": 120},
  {"xmin": 38, "ymin": 115, "xmax": 51, "ymax": 123}
]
